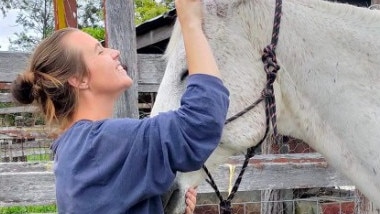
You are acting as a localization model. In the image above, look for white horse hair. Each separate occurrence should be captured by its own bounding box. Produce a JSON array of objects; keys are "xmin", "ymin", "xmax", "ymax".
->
[
  {"xmin": 370, "ymin": 4, "xmax": 380, "ymax": 10},
  {"xmin": 150, "ymin": 0, "xmax": 380, "ymax": 213}
]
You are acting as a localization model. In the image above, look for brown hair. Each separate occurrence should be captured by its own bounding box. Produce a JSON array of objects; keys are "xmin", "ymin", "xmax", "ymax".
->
[{"xmin": 11, "ymin": 28, "xmax": 87, "ymax": 127}]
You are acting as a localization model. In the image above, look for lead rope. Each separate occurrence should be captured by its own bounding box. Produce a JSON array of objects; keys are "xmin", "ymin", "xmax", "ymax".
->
[{"xmin": 202, "ymin": 1, "xmax": 283, "ymax": 213}]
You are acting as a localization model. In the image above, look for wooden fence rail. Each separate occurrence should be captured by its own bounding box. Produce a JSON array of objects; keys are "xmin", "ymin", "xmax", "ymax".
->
[{"xmin": 0, "ymin": 153, "xmax": 352, "ymax": 207}]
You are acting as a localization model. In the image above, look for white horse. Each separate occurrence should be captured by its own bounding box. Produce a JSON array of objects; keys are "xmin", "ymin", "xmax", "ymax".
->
[{"xmin": 150, "ymin": 0, "xmax": 380, "ymax": 213}]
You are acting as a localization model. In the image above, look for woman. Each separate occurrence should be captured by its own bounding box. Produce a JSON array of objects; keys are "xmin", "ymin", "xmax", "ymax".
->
[{"xmin": 11, "ymin": 0, "xmax": 229, "ymax": 213}]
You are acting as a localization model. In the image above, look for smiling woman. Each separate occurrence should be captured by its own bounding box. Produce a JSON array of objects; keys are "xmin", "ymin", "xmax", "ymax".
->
[{"xmin": 9, "ymin": 0, "xmax": 229, "ymax": 212}]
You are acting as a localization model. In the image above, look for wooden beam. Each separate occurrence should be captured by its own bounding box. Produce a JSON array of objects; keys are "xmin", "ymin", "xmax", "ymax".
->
[
  {"xmin": 137, "ymin": 54, "xmax": 166, "ymax": 92},
  {"xmin": 136, "ymin": 24, "xmax": 173, "ymax": 50},
  {"xmin": 104, "ymin": 0, "xmax": 139, "ymax": 118},
  {"xmin": 0, "ymin": 93, "xmax": 12, "ymax": 103},
  {"xmin": 0, "ymin": 162, "xmax": 55, "ymax": 207},
  {"xmin": 0, "ymin": 106, "xmax": 38, "ymax": 114},
  {"xmin": 198, "ymin": 153, "xmax": 352, "ymax": 193},
  {"xmin": 53, "ymin": 0, "xmax": 78, "ymax": 30},
  {"xmin": 0, "ymin": 52, "xmax": 30, "ymax": 83}
]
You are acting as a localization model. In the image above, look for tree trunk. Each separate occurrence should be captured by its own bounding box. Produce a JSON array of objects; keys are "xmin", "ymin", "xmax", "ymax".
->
[{"xmin": 103, "ymin": 0, "xmax": 139, "ymax": 118}]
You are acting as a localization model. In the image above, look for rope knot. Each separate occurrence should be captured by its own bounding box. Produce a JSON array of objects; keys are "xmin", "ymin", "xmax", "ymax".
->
[
  {"xmin": 262, "ymin": 45, "xmax": 280, "ymax": 77},
  {"xmin": 262, "ymin": 88, "xmax": 274, "ymax": 98},
  {"xmin": 267, "ymin": 71, "xmax": 277, "ymax": 82},
  {"xmin": 262, "ymin": 45, "xmax": 276, "ymax": 60}
]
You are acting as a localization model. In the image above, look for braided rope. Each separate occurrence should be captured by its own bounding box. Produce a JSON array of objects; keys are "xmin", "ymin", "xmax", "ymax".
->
[{"xmin": 202, "ymin": 1, "xmax": 283, "ymax": 213}]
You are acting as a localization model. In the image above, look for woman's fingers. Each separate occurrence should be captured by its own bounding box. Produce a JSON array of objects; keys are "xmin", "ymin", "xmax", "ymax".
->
[{"xmin": 184, "ymin": 187, "xmax": 198, "ymax": 213}]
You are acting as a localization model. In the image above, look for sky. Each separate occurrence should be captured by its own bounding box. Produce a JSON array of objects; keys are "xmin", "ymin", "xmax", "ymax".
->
[{"xmin": 0, "ymin": 9, "xmax": 22, "ymax": 51}]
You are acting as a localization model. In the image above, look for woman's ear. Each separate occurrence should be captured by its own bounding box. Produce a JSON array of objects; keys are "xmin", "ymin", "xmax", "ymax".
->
[{"xmin": 68, "ymin": 76, "xmax": 89, "ymax": 89}]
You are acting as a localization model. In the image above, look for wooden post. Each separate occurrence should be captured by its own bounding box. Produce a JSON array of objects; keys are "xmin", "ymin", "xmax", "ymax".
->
[
  {"xmin": 53, "ymin": 0, "xmax": 78, "ymax": 30},
  {"xmin": 103, "ymin": 0, "xmax": 139, "ymax": 118},
  {"xmin": 260, "ymin": 135, "xmax": 287, "ymax": 214}
]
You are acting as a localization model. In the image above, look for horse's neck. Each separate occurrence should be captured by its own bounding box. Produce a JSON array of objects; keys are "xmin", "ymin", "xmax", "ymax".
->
[{"xmin": 267, "ymin": 0, "xmax": 380, "ymax": 148}]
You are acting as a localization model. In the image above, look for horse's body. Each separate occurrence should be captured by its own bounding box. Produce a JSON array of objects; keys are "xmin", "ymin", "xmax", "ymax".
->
[{"xmin": 150, "ymin": 0, "xmax": 380, "ymax": 213}]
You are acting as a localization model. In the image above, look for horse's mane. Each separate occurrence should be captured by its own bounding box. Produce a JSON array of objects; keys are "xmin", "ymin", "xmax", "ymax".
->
[{"xmin": 163, "ymin": 21, "xmax": 182, "ymax": 61}]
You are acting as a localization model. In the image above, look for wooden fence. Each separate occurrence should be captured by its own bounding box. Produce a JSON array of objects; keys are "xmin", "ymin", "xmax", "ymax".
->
[
  {"xmin": 0, "ymin": 154, "xmax": 356, "ymax": 211},
  {"xmin": 0, "ymin": 51, "xmax": 377, "ymax": 213}
]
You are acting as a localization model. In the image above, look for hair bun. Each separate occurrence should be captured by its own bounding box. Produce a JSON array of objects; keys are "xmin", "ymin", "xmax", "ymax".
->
[{"xmin": 11, "ymin": 73, "xmax": 36, "ymax": 105}]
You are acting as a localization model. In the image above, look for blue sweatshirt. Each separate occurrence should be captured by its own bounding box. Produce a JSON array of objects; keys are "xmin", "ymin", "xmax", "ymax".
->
[{"xmin": 51, "ymin": 74, "xmax": 229, "ymax": 213}]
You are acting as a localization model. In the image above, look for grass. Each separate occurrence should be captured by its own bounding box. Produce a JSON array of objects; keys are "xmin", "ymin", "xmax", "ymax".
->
[
  {"xmin": 26, "ymin": 154, "xmax": 51, "ymax": 162},
  {"xmin": 0, "ymin": 204, "xmax": 57, "ymax": 214}
]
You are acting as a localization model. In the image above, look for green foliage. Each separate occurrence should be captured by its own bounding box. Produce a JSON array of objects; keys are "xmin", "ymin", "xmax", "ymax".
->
[
  {"xmin": 0, "ymin": 204, "xmax": 57, "ymax": 214},
  {"xmin": 0, "ymin": 102, "xmax": 13, "ymax": 108},
  {"xmin": 27, "ymin": 153, "xmax": 51, "ymax": 162},
  {"xmin": 34, "ymin": 114, "xmax": 45, "ymax": 125},
  {"xmin": 135, "ymin": 0, "xmax": 171, "ymax": 25},
  {"xmin": 81, "ymin": 27, "xmax": 105, "ymax": 41},
  {"xmin": 0, "ymin": 103, "xmax": 15, "ymax": 126},
  {"xmin": 77, "ymin": 0, "xmax": 104, "ymax": 28},
  {"xmin": 0, "ymin": 0, "xmax": 14, "ymax": 16}
]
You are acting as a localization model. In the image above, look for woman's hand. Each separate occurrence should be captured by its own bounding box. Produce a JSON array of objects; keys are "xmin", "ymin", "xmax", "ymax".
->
[
  {"xmin": 175, "ymin": 0, "xmax": 203, "ymax": 30},
  {"xmin": 184, "ymin": 187, "xmax": 198, "ymax": 214},
  {"xmin": 175, "ymin": 0, "xmax": 221, "ymax": 78}
]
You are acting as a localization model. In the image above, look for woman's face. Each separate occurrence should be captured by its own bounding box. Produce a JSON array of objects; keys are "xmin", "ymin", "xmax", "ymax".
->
[{"xmin": 64, "ymin": 30, "xmax": 133, "ymax": 97}]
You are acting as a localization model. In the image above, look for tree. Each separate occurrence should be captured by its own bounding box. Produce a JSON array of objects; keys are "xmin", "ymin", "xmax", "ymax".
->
[
  {"xmin": 1, "ymin": 0, "xmax": 173, "ymax": 51},
  {"xmin": 78, "ymin": 0, "xmax": 103, "ymax": 28},
  {"xmin": 8, "ymin": 0, "xmax": 54, "ymax": 52},
  {"xmin": 4, "ymin": 0, "xmax": 103, "ymax": 52},
  {"xmin": 0, "ymin": 0, "xmax": 14, "ymax": 16},
  {"xmin": 77, "ymin": 0, "xmax": 105, "ymax": 43},
  {"xmin": 134, "ymin": 0, "xmax": 171, "ymax": 25}
]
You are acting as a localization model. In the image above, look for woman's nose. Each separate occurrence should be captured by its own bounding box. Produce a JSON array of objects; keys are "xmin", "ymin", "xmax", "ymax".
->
[{"xmin": 110, "ymin": 49, "xmax": 120, "ymax": 59}]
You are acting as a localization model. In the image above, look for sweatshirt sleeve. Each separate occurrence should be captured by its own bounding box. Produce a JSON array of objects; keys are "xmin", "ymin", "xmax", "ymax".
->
[{"xmin": 149, "ymin": 74, "xmax": 230, "ymax": 171}]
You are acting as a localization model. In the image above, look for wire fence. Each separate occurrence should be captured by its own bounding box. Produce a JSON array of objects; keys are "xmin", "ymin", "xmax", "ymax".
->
[
  {"xmin": 193, "ymin": 188, "xmax": 369, "ymax": 214},
  {"xmin": 0, "ymin": 125, "xmax": 54, "ymax": 163},
  {"xmin": 0, "ymin": 94, "xmax": 377, "ymax": 213}
]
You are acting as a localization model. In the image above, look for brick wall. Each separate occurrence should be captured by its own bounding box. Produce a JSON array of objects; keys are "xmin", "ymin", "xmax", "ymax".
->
[
  {"xmin": 194, "ymin": 191, "xmax": 356, "ymax": 214},
  {"xmin": 194, "ymin": 191, "xmax": 263, "ymax": 214}
]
